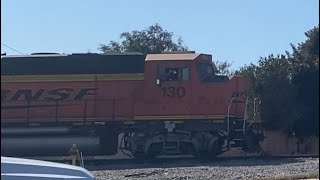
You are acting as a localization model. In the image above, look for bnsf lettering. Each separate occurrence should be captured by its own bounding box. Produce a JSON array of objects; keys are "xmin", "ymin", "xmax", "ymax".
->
[
  {"xmin": 1, "ymin": 88, "xmax": 98, "ymax": 102},
  {"xmin": 74, "ymin": 88, "xmax": 98, "ymax": 101},
  {"xmin": 1, "ymin": 90, "xmax": 11, "ymax": 101},
  {"xmin": 11, "ymin": 89, "xmax": 45, "ymax": 101},
  {"xmin": 44, "ymin": 88, "xmax": 74, "ymax": 101}
]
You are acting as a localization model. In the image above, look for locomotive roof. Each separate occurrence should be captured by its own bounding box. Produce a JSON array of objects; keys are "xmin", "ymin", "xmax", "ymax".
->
[
  {"xmin": 146, "ymin": 53, "xmax": 201, "ymax": 61},
  {"xmin": 146, "ymin": 53, "xmax": 212, "ymax": 61},
  {"xmin": 1, "ymin": 53, "xmax": 145, "ymax": 75},
  {"xmin": 1, "ymin": 52, "xmax": 210, "ymax": 76}
]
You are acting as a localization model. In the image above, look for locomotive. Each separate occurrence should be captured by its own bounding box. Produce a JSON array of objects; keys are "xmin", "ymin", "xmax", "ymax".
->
[{"xmin": 1, "ymin": 52, "xmax": 264, "ymax": 158}]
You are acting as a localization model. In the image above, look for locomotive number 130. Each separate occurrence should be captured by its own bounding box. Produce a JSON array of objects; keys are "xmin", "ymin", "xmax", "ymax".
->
[{"xmin": 161, "ymin": 87, "xmax": 186, "ymax": 98}]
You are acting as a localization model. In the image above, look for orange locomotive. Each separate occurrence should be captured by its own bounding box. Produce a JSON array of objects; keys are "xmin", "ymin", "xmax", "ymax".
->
[{"xmin": 1, "ymin": 52, "xmax": 263, "ymax": 158}]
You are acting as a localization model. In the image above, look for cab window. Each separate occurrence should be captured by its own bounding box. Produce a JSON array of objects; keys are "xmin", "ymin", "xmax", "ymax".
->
[
  {"xmin": 197, "ymin": 63, "xmax": 228, "ymax": 82},
  {"xmin": 159, "ymin": 66, "xmax": 189, "ymax": 82},
  {"xmin": 197, "ymin": 63, "xmax": 214, "ymax": 82}
]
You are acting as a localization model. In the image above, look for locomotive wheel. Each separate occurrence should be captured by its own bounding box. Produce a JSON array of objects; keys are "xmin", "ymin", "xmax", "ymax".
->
[
  {"xmin": 147, "ymin": 142, "xmax": 162, "ymax": 157},
  {"xmin": 194, "ymin": 141, "xmax": 219, "ymax": 160},
  {"xmin": 132, "ymin": 143, "xmax": 162, "ymax": 160},
  {"xmin": 180, "ymin": 142, "xmax": 196, "ymax": 155}
]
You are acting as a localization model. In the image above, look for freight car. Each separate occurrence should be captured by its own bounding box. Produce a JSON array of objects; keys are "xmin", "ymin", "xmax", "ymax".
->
[{"xmin": 1, "ymin": 52, "xmax": 264, "ymax": 159}]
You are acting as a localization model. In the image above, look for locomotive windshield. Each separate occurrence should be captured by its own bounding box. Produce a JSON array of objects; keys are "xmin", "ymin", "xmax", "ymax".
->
[{"xmin": 197, "ymin": 63, "xmax": 228, "ymax": 82}]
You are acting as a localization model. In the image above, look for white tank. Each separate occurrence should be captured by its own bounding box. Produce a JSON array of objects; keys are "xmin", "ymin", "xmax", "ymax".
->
[{"xmin": 1, "ymin": 156, "xmax": 94, "ymax": 180}]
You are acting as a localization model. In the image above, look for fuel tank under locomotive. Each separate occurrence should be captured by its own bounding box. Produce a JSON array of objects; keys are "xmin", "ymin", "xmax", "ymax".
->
[{"xmin": 1, "ymin": 126, "xmax": 119, "ymax": 157}]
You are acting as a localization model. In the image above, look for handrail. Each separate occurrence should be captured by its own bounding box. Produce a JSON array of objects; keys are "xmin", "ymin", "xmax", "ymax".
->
[
  {"xmin": 80, "ymin": 152, "xmax": 84, "ymax": 168},
  {"xmin": 242, "ymin": 97, "xmax": 250, "ymax": 135},
  {"xmin": 226, "ymin": 96, "xmax": 237, "ymax": 150},
  {"xmin": 253, "ymin": 98, "xmax": 257, "ymax": 121},
  {"xmin": 227, "ymin": 97, "xmax": 236, "ymax": 136},
  {"xmin": 246, "ymin": 97, "xmax": 260, "ymax": 130}
]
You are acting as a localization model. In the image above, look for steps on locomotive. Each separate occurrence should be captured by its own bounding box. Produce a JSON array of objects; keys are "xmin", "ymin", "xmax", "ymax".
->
[
  {"xmin": 229, "ymin": 118, "xmax": 246, "ymax": 148},
  {"xmin": 230, "ymin": 129, "xmax": 246, "ymax": 148},
  {"xmin": 230, "ymin": 138, "xmax": 246, "ymax": 148},
  {"xmin": 163, "ymin": 142, "xmax": 180, "ymax": 154}
]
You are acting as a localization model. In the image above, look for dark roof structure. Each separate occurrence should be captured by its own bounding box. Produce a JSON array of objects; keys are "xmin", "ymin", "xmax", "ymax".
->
[{"xmin": 1, "ymin": 53, "xmax": 146, "ymax": 75}]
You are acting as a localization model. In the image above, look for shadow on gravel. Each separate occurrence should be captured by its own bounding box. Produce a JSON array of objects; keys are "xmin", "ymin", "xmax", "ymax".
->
[{"xmin": 86, "ymin": 157, "xmax": 308, "ymax": 171}]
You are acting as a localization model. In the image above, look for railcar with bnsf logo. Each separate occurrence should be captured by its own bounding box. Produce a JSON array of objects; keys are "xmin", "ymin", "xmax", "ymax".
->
[{"xmin": 1, "ymin": 52, "xmax": 264, "ymax": 158}]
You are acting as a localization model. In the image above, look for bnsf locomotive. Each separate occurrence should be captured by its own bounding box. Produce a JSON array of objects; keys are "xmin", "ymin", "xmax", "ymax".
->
[{"xmin": 1, "ymin": 52, "xmax": 264, "ymax": 158}]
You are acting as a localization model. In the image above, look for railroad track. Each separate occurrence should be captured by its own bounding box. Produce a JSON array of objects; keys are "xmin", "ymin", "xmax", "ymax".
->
[
  {"xmin": 20, "ymin": 154, "xmax": 319, "ymax": 167},
  {"xmin": 10, "ymin": 154, "xmax": 319, "ymax": 179},
  {"xmin": 87, "ymin": 155, "xmax": 318, "ymax": 180}
]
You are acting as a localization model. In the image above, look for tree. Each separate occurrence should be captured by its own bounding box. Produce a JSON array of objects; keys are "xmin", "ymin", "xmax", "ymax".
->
[
  {"xmin": 99, "ymin": 23, "xmax": 188, "ymax": 54},
  {"xmin": 239, "ymin": 25, "xmax": 319, "ymax": 137},
  {"xmin": 213, "ymin": 60, "xmax": 234, "ymax": 75},
  {"xmin": 239, "ymin": 55, "xmax": 298, "ymax": 131},
  {"xmin": 289, "ymin": 26, "xmax": 319, "ymax": 136}
]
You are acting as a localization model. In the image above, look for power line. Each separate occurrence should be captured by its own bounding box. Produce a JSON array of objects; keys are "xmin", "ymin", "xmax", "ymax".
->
[{"xmin": 1, "ymin": 43, "xmax": 25, "ymax": 55}]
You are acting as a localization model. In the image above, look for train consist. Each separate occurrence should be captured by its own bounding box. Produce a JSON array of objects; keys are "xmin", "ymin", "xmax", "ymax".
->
[{"xmin": 1, "ymin": 52, "xmax": 264, "ymax": 158}]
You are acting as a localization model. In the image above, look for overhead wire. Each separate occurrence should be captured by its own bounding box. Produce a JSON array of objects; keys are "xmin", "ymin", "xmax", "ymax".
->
[{"xmin": 1, "ymin": 43, "xmax": 25, "ymax": 55}]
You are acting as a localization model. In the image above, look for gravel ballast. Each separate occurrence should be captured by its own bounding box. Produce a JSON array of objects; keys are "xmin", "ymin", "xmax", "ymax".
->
[{"xmin": 91, "ymin": 157, "xmax": 319, "ymax": 180}]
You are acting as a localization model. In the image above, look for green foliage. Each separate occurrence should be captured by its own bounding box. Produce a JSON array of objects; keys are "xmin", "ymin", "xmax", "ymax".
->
[
  {"xmin": 98, "ymin": 23, "xmax": 188, "ymax": 54},
  {"xmin": 213, "ymin": 60, "xmax": 234, "ymax": 75},
  {"xmin": 239, "ymin": 26, "xmax": 319, "ymax": 137},
  {"xmin": 289, "ymin": 27, "xmax": 319, "ymax": 137}
]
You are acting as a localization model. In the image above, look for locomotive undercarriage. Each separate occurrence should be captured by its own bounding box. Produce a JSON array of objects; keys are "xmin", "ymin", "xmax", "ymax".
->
[
  {"xmin": 121, "ymin": 130, "xmax": 224, "ymax": 159},
  {"xmin": 118, "ymin": 119, "xmax": 264, "ymax": 159},
  {"xmin": 1, "ymin": 118, "xmax": 263, "ymax": 159}
]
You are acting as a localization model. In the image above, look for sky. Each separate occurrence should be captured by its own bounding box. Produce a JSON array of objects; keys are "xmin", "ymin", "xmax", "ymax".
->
[{"xmin": 1, "ymin": 0, "xmax": 319, "ymax": 69}]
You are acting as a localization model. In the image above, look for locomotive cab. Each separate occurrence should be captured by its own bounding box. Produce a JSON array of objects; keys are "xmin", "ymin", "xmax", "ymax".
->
[{"xmin": 140, "ymin": 52, "xmax": 245, "ymax": 118}]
